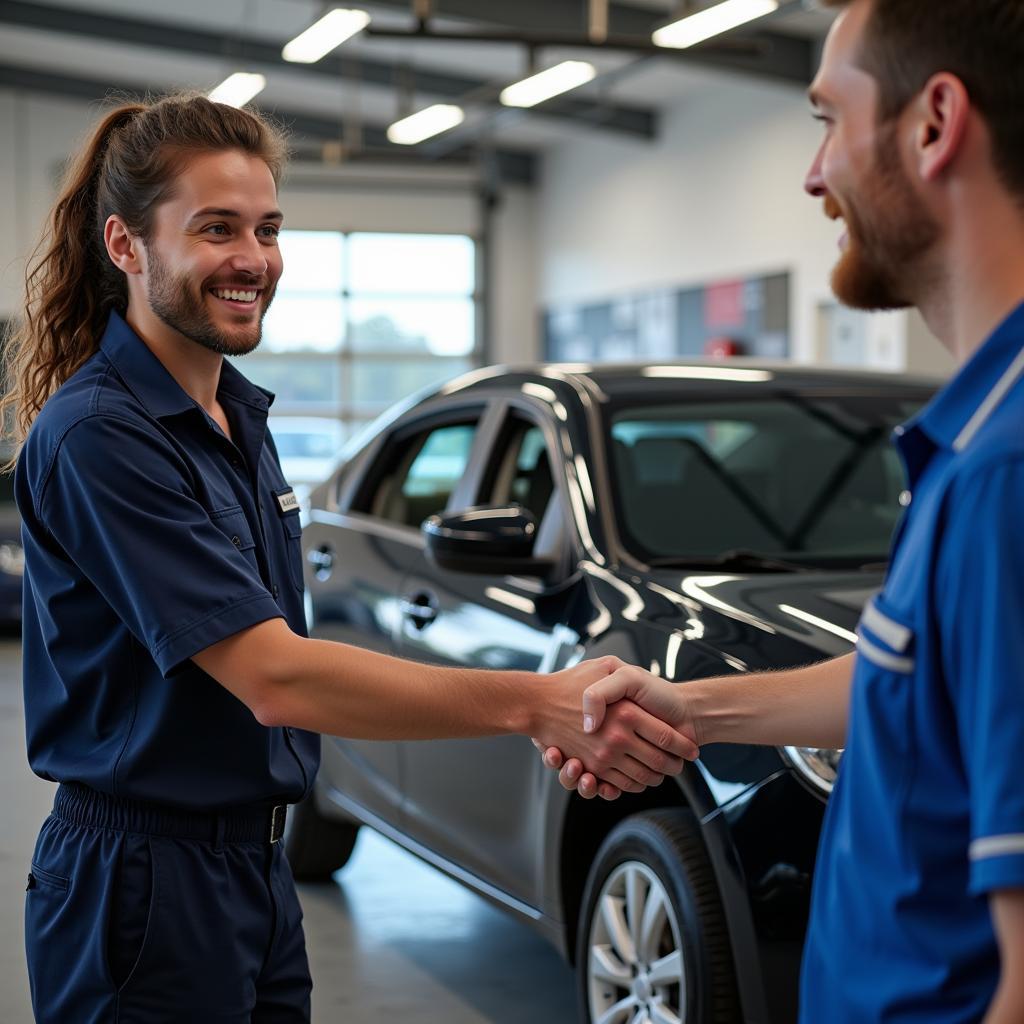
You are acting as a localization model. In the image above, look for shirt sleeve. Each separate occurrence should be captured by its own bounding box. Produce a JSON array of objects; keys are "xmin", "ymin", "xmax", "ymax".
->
[
  {"xmin": 937, "ymin": 455, "xmax": 1024, "ymax": 894},
  {"xmin": 35, "ymin": 413, "xmax": 283, "ymax": 676}
]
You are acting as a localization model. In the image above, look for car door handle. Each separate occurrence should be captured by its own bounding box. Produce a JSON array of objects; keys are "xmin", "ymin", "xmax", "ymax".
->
[
  {"xmin": 400, "ymin": 594, "xmax": 438, "ymax": 629},
  {"xmin": 306, "ymin": 546, "xmax": 335, "ymax": 579}
]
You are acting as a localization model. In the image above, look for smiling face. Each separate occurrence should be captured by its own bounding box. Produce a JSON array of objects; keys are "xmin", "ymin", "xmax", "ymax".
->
[
  {"xmin": 141, "ymin": 149, "xmax": 283, "ymax": 356},
  {"xmin": 805, "ymin": 0, "xmax": 940, "ymax": 310}
]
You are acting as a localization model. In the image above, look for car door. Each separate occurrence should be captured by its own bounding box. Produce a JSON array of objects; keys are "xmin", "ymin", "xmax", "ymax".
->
[
  {"xmin": 305, "ymin": 402, "xmax": 488, "ymax": 825},
  {"xmin": 395, "ymin": 404, "xmax": 584, "ymax": 906}
]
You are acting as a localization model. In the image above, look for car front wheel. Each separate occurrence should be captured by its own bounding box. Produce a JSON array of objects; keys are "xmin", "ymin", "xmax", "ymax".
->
[{"xmin": 576, "ymin": 809, "xmax": 739, "ymax": 1024}]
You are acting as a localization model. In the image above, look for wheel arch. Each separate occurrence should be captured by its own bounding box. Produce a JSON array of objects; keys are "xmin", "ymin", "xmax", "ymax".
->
[{"xmin": 546, "ymin": 771, "xmax": 772, "ymax": 1023}]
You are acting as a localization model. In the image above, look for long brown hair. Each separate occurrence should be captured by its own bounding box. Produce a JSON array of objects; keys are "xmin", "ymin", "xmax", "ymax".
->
[{"xmin": 1, "ymin": 92, "xmax": 287, "ymax": 455}]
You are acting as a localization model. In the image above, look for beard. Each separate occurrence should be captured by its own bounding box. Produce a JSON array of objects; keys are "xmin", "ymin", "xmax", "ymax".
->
[
  {"xmin": 146, "ymin": 247, "xmax": 274, "ymax": 357},
  {"xmin": 829, "ymin": 121, "xmax": 941, "ymax": 311}
]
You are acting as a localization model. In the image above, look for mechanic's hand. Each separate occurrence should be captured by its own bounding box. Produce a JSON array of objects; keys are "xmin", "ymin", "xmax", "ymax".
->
[
  {"xmin": 530, "ymin": 741, "xmax": 622, "ymax": 800},
  {"xmin": 531, "ymin": 658, "xmax": 699, "ymax": 798},
  {"xmin": 535, "ymin": 663, "xmax": 700, "ymax": 799}
]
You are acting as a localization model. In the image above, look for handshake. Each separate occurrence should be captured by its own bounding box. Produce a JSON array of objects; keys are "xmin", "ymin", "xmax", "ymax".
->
[
  {"xmin": 532, "ymin": 651, "xmax": 850, "ymax": 796},
  {"xmin": 531, "ymin": 655, "xmax": 702, "ymax": 802}
]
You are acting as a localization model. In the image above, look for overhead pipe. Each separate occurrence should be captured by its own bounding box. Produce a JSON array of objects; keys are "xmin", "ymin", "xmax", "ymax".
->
[{"xmin": 364, "ymin": 24, "xmax": 763, "ymax": 55}]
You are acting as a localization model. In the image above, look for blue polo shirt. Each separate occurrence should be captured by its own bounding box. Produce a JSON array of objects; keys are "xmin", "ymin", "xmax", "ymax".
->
[
  {"xmin": 16, "ymin": 311, "xmax": 319, "ymax": 810},
  {"xmin": 801, "ymin": 302, "xmax": 1024, "ymax": 1022}
]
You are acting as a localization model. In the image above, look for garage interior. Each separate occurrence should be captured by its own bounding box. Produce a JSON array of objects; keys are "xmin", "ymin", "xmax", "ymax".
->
[{"xmin": 0, "ymin": 2, "xmax": 957, "ymax": 1022}]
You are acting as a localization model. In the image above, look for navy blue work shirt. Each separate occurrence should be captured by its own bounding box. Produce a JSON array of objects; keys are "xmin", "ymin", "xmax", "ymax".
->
[
  {"xmin": 801, "ymin": 301, "xmax": 1024, "ymax": 1022},
  {"xmin": 17, "ymin": 311, "xmax": 319, "ymax": 810}
]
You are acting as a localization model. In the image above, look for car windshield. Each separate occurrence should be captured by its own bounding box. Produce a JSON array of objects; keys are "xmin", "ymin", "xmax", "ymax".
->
[{"xmin": 605, "ymin": 392, "xmax": 928, "ymax": 569}]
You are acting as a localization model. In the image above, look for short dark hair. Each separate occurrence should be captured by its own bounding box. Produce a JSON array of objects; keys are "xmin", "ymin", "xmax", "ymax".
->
[{"xmin": 821, "ymin": 0, "xmax": 1024, "ymax": 197}]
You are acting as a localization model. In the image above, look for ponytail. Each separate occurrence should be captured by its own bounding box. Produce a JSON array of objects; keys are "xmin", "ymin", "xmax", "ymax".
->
[{"xmin": 1, "ymin": 94, "xmax": 287, "ymax": 463}]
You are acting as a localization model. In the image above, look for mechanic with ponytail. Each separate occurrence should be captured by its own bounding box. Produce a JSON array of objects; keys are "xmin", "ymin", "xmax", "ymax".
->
[{"xmin": 7, "ymin": 94, "xmax": 693, "ymax": 1022}]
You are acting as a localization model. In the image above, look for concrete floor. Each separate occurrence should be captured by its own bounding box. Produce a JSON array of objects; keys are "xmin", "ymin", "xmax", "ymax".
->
[{"xmin": 0, "ymin": 638, "xmax": 579, "ymax": 1022}]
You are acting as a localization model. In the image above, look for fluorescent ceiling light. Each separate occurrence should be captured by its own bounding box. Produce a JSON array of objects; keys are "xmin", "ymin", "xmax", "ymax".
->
[
  {"xmin": 653, "ymin": 0, "xmax": 779, "ymax": 49},
  {"xmin": 500, "ymin": 61, "xmax": 596, "ymax": 108},
  {"xmin": 641, "ymin": 366, "xmax": 774, "ymax": 382},
  {"xmin": 208, "ymin": 72, "xmax": 266, "ymax": 108},
  {"xmin": 282, "ymin": 8, "xmax": 370, "ymax": 63},
  {"xmin": 386, "ymin": 104, "xmax": 465, "ymax": 145}
]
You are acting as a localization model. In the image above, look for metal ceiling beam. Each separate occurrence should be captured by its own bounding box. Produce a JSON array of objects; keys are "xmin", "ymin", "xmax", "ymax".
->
[
  {"xmin": 0, "ymin": 63, "xmax": 538, "ymax": 185},
  {"xmin": 0, "ymin": 0, "xmax": 656, "ymax": 139},
  {"xmin": 361, "ymin": 0, "xmax": 816, "ymax": 85}
]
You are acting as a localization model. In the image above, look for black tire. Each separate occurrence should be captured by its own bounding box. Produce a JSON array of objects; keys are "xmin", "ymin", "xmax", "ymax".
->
[
  {"xmin": 284, "ymin": 792, "xmax": 361, "ymax": 881},
  {"xmin": 576, "ymin": 809, "xmax": 740, "ymax": 1024}
]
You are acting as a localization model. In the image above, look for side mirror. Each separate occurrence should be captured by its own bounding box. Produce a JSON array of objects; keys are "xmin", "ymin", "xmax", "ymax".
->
[{"xmin": 423, "ymin": 505, "xmax": 556, "ymax": 579}]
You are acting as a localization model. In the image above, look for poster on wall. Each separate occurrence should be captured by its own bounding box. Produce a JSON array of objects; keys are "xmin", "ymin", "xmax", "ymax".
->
[{"xmin": 543, "ymin": 271, "xmax": 789, "ymax": 363}]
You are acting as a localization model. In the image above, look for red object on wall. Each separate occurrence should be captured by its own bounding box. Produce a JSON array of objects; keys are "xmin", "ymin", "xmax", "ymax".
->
[
  {"xmin": 704, "ymin": 337, "xmax": 744, "ymax": 358},
  {"xmin": 704, "ymin": 280, "xmax": 745, "ymax": 329}
]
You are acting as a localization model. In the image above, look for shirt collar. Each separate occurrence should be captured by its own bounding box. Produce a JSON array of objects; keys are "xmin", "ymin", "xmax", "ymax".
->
[
  {"xmin": 98, "ymin": 310, "xmax": 275, "ymax": 419},
  {"xmin": 217, "ymin": 358, "xmax": 275, "ymax": 414},
  {"xmin": 901, "ymin": 300, "xmax": 1024, "ymax": 454}
]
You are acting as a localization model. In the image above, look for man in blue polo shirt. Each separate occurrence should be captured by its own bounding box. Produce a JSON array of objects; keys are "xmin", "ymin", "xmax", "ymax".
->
[
  {"xmin": 6, "ymin": 96, "xmax": 694, "ymax": 1022},
  {"xmin": 544, "ymin": 0, "xmax": 1024, "ymax": 1019}
]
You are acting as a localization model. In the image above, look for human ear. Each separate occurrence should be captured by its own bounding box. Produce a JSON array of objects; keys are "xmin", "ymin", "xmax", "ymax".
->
[
  {"xmin": 914, "ymin": 72, "xmax": 970, "ymax": 183},
  {"xmin": 103, "ymin": 215, "xmax": 144, "ymax": 275}
]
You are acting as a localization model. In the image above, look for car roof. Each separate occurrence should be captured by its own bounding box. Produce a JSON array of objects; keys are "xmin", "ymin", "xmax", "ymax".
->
[
  {"xmin": 338, "ymin": 359, "xmax": 940, "ymax": 464},
  {"xmin": 434, "ymin": 360, "xmax": 942, "ymax": 399}
]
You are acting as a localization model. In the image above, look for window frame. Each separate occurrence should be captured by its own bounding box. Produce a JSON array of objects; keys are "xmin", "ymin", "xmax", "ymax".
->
[
  {"xmin": 247, "ymin": 229, "xmax": 485, "ymax": 433},
  {"xmin": 473, "ymin": 401, "xmax": 576, "ymax": 575},
  {"xmin": 348, "ymin": 402, "xmax": 491, "ymax": 534}
]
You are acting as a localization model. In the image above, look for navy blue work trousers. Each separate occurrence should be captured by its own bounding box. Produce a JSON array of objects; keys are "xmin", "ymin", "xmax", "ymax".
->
[{"xmin": 24, "ymin": 784, "xmax": 312, "ymax": 1023}]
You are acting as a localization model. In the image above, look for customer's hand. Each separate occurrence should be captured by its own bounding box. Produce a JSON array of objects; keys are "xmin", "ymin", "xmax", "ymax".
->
[
  {"xmin": 531, "ymin": 658, "xmax": 698, "ymax": 796},
  {"xmin": 535, "ymin": 663, "xmax": 699, "ymax": 800}
]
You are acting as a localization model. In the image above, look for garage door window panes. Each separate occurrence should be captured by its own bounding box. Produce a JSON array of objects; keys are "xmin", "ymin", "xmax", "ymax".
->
[
  {"xmin": 350, "ymin": 358, "xmax": 474, "ymax": 415},
  {"xmin": 234, "ymin": 229, "xmax": 479, "ymax": 434},
  {"xmin": 261, "ymin": 231, "xmax": 345, "ymax": 353}
]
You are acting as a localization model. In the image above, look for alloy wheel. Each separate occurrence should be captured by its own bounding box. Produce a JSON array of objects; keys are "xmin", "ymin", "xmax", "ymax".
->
[{"xmin": 586, "ymin": 860, "xmax": 685, "ymax": 1024}]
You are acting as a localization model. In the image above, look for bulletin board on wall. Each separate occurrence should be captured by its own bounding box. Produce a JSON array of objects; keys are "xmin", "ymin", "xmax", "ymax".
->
[{"xmin": 543, "ymin": 271, "xmax": 790, "ymax": 363}]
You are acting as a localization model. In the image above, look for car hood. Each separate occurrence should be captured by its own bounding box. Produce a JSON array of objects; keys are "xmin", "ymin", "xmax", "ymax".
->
[{"xmin": 637, "ymin": 567, "xmax": 879, "ymax": 665}]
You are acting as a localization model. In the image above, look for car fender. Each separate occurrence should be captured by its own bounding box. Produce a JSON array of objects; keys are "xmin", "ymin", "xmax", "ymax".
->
[{"xmin": 534, "ymin": 628, "xmax": 773, "ymax": 1021}]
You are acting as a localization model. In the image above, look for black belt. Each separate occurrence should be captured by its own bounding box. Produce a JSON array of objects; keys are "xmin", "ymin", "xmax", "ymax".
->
[{"xmin": 53, "ymin": 782, "xmax": 287, "ymax": 846}]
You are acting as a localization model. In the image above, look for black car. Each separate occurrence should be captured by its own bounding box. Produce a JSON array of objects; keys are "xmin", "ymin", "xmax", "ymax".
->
[
  {"xmin": 0, "ymin": 465, "xmax": 23, "ymax": 625},
  {"xmin": 290, "ymin": 362, "xmax": 936, "ymax": 1024}
]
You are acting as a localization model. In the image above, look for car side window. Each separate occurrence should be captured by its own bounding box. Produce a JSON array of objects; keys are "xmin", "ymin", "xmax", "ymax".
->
[
  {"xmin": 369, "ymin": 421, "xmax": 478, "ymax": 528},
  {"xmin": 483, "ymin": 418, "xmax": 554, "ymax": 526}
]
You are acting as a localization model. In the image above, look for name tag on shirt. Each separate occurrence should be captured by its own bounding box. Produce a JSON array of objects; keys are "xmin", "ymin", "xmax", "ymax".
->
[{"xmin": 276, "ymin": 489, "xmax": 299, "ymax": 514}]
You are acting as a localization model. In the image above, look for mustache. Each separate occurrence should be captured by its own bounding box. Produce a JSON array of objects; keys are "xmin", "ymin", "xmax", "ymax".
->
[{"xmin": 823, "ymin": 193, "xmax": 843, "ymax": 221}]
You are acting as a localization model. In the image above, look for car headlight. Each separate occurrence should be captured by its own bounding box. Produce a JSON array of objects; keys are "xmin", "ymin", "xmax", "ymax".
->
[
  {"xmin": 0, "ymin": 542, "xmax": 25, "ymax": 577},
  {"xmin": 782, "ymin": 745, "xmax": 842, "ymax": 796}
]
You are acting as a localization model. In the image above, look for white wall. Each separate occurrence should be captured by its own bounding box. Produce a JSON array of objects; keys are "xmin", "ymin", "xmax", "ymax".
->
[
  {"xmin": 536, "ymin": 72, "xmax": 952, "ymax": 377},
  {"xmin": 489, "ymin": 185, "xmax": 538, "ymax": 366},
  {"xmin": 0, "ymin": 90, "xmax": 539, "ymax": 364},
  {"xmin": 0, "ymin": 92, "xmax": 100, "ymax": 320}
]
